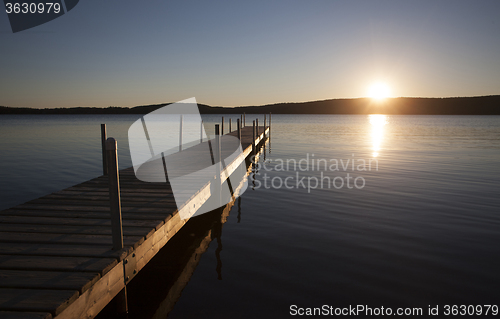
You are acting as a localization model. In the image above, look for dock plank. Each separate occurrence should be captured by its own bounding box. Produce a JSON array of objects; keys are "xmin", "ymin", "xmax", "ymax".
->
[
  {"xmin": 0, "ymin": 311, "xmax": 52, "ymax": 319},
  {"xmin": 27, "ymin": 198, "xmax": 176, "ymax": 208},
  {"xmin": 0, "ymin": 255, "xmax": 117, "ymax": 275},
  {"xmin": 12, "ymin": 204, "xmax": 175, "ymax": 213},
  {"xmin": 0, "ymin": 232, "xmax": 144, "ymax": 248},
  {"xmin": 0, "ymin": 209, "xmax": 173, "ymax": 221},
  {"xmin": 0, "ymin": 224, "xmax": 156, "ymax": 237},
  {"xmin": 0, "ymin": 289, "xmax": 78, "ymax": 316},
  {"xmin": 0, "ymin": 216, "xmax": 163, "ymax": 229},
  {"xmin": 0, "ymin": 270, "xmax": 100, "ymax": 294},
  {"xmin": 0, "ymin": 243, "xmax": 130, "ymax": 260}
]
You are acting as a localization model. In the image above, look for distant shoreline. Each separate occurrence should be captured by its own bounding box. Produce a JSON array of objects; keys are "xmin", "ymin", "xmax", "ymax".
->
[{"xmin": 1, "ymin": 95, "xmax": 499, "ymax": 115}]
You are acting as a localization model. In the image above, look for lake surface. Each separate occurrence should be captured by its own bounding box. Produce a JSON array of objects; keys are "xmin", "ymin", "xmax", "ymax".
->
[{"xmin": 1, "ymin": 114, "xmax": 499, "ymax": 318}]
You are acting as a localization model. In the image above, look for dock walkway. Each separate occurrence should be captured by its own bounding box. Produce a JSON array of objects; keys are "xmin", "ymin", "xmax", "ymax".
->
[{"xmin": 0, "ymin": 121, "xmax": 269, "ymax": 319}]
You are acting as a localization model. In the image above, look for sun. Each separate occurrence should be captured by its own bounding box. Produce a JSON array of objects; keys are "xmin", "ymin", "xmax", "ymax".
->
[{"xmin": 368, "ymin": 82, "xmax": 391, "ymax": 100}]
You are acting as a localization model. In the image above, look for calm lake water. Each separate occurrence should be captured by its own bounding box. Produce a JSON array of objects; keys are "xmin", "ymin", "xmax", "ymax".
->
[{"xmin": 1, "ymin": 114, "xmax": 499, "ymax": 318}]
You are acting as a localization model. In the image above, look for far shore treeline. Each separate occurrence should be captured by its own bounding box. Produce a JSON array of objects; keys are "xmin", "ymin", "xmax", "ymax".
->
[{"xmin": 1, "ymin": 96, "xmax": 499, "ymax": 115}]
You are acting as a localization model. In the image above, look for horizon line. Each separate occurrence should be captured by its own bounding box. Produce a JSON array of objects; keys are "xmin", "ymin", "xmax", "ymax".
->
[{"xmin": 1, "ymin": 94, "xmax": 500, "ymax": 110}]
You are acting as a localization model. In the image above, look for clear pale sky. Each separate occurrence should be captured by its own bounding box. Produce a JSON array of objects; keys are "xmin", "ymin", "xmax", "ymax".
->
[{"xmin": 1, "ymin": 0, "xmax": 499, "ymax": 108}]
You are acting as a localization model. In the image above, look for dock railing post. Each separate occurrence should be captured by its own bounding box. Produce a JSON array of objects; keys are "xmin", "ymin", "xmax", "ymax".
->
[
  {"xmin": 241, "ymin": 114, "xmax": 243, "ymax": 128},
  {"xmin": 101, "ymin": 124, "xmax": 108, "ymax": 175},
  {"xmin": 269, "ymin": 112, "xmax": 272, "ymax": 137},
  {"xmin": 106, "ymin": 138, "xmax": 124, "ymax": 250},
  {"xmin": 106, "ymin": 138, "xmax": 128, "ymax": 315},
  {"xmin": 256, "ymin": 118, "xmax": 259, "ymax": 139},
  {"xmin": 229, "ymin": 118, "xmax": 232, "ymax": 133},
  {"xmin": 221, "ymin": 116, "xmax": 224, "ymax": 135},
  {"xmin": 179, "ymin": 114, "xmax": 183, "ymax": 151},
  {"xmin": 237, "ymin": 119, "xmax": 241, "ymax": 141},
  {"xmin": 252, "ymin": 120, "xmax": 256, "ymax": 156},
  {"xmin": 214, "ymin": 124, "xmax": 221, "ymax": 206},
  {"xmin": 264, "ymin": 114, "xmax": 267, "ymax": 140},
  {"xmin": 243, "ymin": 113, "xmax": 246, "ymax": 127}
]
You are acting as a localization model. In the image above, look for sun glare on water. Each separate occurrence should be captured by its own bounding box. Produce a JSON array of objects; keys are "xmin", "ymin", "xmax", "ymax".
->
[
  {"xmin": 369, "ymin": 114, "xmax": 388, "ymax": 158},
  {"xmin": 368, "ymin": 82, "xmax": 391, "ymax": 100}
]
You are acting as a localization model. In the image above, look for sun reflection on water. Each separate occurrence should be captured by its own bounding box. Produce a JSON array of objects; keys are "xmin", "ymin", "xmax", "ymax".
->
[{"xmin": 369, "ymin": 114, "xmax": 387, "ymax": 157}]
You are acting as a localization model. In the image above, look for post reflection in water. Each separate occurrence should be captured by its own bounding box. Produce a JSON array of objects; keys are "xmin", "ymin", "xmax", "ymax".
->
[
  {"xmin": 369, "ymin": 114, "xmax": 388, "ymax": 158},
  {"xmin": 237, "ymin": 197, "xmax": 242, "ymax": 223},
  {"xmin": 214, "ymin": 214, "xmax": 223, "ymax": 280},
  {"xmin": 114, "ymin": 195, "xmax": 242, "ymax": 319}
]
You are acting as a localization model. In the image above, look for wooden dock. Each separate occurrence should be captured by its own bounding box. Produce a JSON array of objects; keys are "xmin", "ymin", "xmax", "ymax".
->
[{"xmin": 0, "ymin": 116, "xmax": 270, "ymax": 319}]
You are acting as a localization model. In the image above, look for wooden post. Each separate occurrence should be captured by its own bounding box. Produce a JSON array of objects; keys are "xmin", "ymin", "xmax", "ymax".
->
[
  {"xmin": 101, "ymin": 124, "xmax": 107, "ymax": 175},
  {"xmin": 264, "ymin": 114, "xmax": 267, "ymax": 140},
  {"xmin": 106, "ymin": 137, "xmax": 128, "ymax": 315},
  {"xmin": 221, "ymin": 116, "xmax": 224, "ymax": 135},
  {"xmin": 237, "ymin": 119, "xmax": 241, "ymax": 141},
  {"xmin": 252, "ymin": 120, "xmax": 256, "ymax": 155},
  {"xmin": 256, "ymin": 118, "xmax": 259, "ymax": 138},
  {"xmin": 229, "ymin": 118, "xmax": 232, "ymax": 133},
  {"xmin": 214, "ymin": 125, "xmax": 221, "ymax": 206},
  {"xmin": 269, "ymin": 112, "xmax": 272, "ymax": 138},
  {"xmin": 241, "ymin": 114, "xmax": 243, "ymax": 128},
  {"xmin": 179, "ymin": 114, "xmax": 183, "ymax": 151},
  {"xmin": 106, "ymin": 138, "xmax": 124, "ymax": 251},
  {"xmin": 243, "ymin": 113, "xmax": 246, "ymax": 127}
]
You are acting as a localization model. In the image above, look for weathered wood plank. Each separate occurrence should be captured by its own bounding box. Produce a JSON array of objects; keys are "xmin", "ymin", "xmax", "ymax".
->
[
  {"xmin": 0, "ymin": 209, "xmax": 173, "ymax": 222},
  {"xmin": 26, "ymin": 199, "xmax": 176, "ymax": 208},
  {"xmin": 46, "ymin": 192, "xmax": 173, "ymax": 199},
  {"xmin": 0, "ymin": 224, "xmax": 155, "ymax": 238},
  {"xmin": 12, "ymin": 204, "xmax": 175, "ymax": 214},
  {"xmin": 0, "ymin": 311, "xmax": 52, "ymax": 319},
  {"xmin": 0, "ymin": 255, "xmax": 117, "ymax": 276},
  {"xmin": 0, "ymin": 270, "xmax": 100, "ymax": 294},
  {"xmin": 0, "ymin": 216, "xmax": 163, "ymax": 229},
  {"xmin": 0, "ymin": 232, "xmax": 144, "ymax": 248},
  {"xmin": 61, "ymin": 187, "xmax": 172, "ymax": 194},
  {"xmin": 0, "ymin": 289, "xmax": 78, "ymax": 316},
  {"xmin": 54, "ymin": 260, "xmax": 125, "ymax": 319},
  {"xmin": 0, "ymin": 243, "xmax": 130, "ymax": 261}
]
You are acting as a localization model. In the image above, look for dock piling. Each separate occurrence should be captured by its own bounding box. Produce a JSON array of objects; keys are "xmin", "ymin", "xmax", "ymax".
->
[
  {"xmin": 105, "ymin": 138, "xmax": 124, "ymax": 251},
  {"xmin": 243, "ymin": 113, "xmax": 246, "ymax": 127},
  {"xmin": 101, "ymin": 124, "xmax": 108, "ymax": 175},
  {"xmin": 214, "ymin": 125, "xmax": 221, "ymax": 205},
  {"xmin": 264, "ymin": 115, "xmax": 267, "ymax": 140},
  {"xmin": 229, "ymin": 118, "xmax": 232, "ymax": 133},
  {"xmin": 256, "ymin": 118, "xmax": 259, "ymax": 136},
  {"xmin": 237, "ymin": 119, "xmax": 241, "ymax": 141},
  {"xmin": 221, "ymin": 117, "xmax": 224, "ymax": 135},
  {"xmin": 252, "ymin": 120, "xmax": 256, "ymax": 155},
  {"xmin": 269, "ymin": 113, "xmax": 272, "ymax": 138}
]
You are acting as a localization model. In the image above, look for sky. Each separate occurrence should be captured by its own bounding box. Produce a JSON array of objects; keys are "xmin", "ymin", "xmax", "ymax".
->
[{"xmin": 1, "ymin": 0, "xmax": 499, "ymax": 108}]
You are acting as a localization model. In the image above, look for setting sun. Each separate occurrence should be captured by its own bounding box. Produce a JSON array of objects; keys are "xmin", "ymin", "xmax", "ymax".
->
[{"xmin": 368, "ymin": 82, "xmax": 391, "ymax": 100}]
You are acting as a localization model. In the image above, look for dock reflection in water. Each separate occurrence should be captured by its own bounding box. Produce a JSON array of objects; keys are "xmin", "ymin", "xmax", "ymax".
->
[
  {"xmin": 95, "ymin": 192, "xmax": 238, "ymax": 319},
  {"xmin": 96, "ymin": 150, "xmax": 255, "ymax": 319}
]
